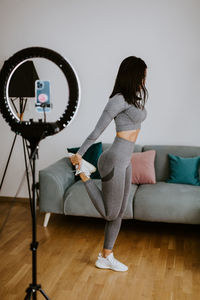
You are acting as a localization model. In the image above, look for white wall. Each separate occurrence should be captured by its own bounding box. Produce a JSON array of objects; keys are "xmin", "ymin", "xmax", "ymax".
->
[{"xmin": 0, "ymin": 0, "xmax": 200, "ymax": 197}]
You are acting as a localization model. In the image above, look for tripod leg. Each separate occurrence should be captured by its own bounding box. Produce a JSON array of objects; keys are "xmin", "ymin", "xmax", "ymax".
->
[
  {"xmin": 23, "ymin": 138, "xmax": 32, "ymax": 199},
  {"xmin": 22, "ymin": 138, "xmax": 33, "ymax": 217},
  {"xmin": 39, "ymin": 288, "xmax": 51, "ymax": 300},
  {"xmin": 0, "ymin": 133, "xmax": 17, "ymax": 190},
  {"xmin": 24, "ymin": 288, "xmax": 32, "ymax": 300},
  {"xmin": 25, "ymin": 139, "xmax": 40, "ymax": 204},
  {"xmin": 28, "ymin": 291, "xmax": 32, "ymax": 300}
]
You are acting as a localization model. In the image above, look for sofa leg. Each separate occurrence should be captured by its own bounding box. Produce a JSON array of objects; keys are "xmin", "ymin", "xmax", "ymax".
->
[{"xmin": 43, "ymin": 212, "xmax": 51, "ymax": 227}]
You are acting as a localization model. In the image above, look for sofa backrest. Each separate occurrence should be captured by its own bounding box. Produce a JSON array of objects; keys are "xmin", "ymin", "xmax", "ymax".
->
[{"xmin": 142, "ymin": 145, "xmax": 200, "ymax": 181}]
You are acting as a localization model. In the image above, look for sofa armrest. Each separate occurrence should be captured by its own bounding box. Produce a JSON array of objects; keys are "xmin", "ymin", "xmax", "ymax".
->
[{"xmin": 39, "ymin": 157, "xmax": 75, "ymax": 214}]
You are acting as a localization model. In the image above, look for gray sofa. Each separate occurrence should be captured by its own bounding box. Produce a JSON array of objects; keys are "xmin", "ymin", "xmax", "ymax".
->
[{"xmin": 39, "ymin": 143, "xmax": 200, "ymax": 227}]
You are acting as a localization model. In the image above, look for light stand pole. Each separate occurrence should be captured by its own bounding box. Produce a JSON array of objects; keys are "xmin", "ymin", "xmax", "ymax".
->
[{"xmin": 24, "ymin": 139, "xmax": 50, "ymax": 300}]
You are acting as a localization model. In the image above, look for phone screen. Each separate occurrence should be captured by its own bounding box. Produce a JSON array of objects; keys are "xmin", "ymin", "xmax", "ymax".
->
[{"xmin": 35, "ymin": 80, "xmax": 51, "ymax": 112}]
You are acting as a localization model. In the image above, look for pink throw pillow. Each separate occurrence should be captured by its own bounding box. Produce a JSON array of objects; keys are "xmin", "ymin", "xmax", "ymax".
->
[{"xmin": 131, "ymin": 150, "xmax": 156, "ymax": 184}]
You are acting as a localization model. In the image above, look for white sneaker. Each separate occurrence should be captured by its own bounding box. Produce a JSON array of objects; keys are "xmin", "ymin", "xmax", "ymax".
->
[
  {"xmin": 66, "ymin": 152, "xmax": 96, "ymax": 177},
  {"xmin": 95, "ymin": 252, "xmax": 128, "ymax": 272}
]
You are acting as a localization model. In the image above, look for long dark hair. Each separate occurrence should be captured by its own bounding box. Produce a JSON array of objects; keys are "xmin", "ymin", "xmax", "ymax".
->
[{"xmin": 110, "ymin": 56, "xmax": 148, "ymax": 109}]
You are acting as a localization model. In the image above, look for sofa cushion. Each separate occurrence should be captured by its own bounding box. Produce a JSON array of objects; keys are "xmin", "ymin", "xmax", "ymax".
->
[
  {"xmin": 63, "ymin": 179, "xmax": 139, "ymax": 219},
  {"xmin": 67, "ymin": 141, "xmax": 103, "ymax": 180},
  {"xmin": 166, "ymin": 153, "xmax": 200, "ymax": 186},
  {"xmin": 131, "ymin": 150, "xmax": 156, "ymax": 184},
  {"xmin": 134, "ymin": 181, "xmax": 200, "ymax": 224},
  {"xmin": 142, "ymin": 145, "xmax": 200, "ymax": 181}
]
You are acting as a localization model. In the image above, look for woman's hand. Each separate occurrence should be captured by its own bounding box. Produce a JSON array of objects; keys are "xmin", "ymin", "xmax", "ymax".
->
[{"xmin": 70, "ymin": 153, "xmax": 82, "ymax": 170}]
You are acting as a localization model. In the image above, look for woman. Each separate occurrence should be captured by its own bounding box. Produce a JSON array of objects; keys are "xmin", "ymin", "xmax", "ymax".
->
[{"xmin": 69, "ymin": 56, "xmax": 148, "ymax": 272}]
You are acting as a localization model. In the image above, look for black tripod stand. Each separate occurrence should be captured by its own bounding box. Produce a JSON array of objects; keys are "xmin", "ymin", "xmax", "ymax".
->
[
  {"xmin": 24, "ymin": 139, "xmax": 50, "ymax": 300},
  {"xmin": 1, "ymin": 59, "xmax": 39, "ymax": 195},
  {"xmin": 0, "ymin": 98, "xmax": 32, "ymax": 201}
]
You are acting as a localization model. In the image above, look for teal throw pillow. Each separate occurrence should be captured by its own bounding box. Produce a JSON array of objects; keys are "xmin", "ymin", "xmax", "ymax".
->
[
  {"xmin": 166, "ymin": 153, "xmax": 200, "ymax": 186},
  {"xmin": 67, "ymin": 142, "xmax": 103, "ymax": 181}
]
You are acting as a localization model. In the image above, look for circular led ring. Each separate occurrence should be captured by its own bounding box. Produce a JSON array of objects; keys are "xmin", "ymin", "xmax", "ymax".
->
[{"xmin": 0, "ymin": 47, "xmax": 80, "ymax": 142}]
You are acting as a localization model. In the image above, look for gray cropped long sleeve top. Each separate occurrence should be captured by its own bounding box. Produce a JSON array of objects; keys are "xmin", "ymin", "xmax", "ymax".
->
[{"xmin": 77, "ymin": 93, "xmax": 147, "ymax": 157}]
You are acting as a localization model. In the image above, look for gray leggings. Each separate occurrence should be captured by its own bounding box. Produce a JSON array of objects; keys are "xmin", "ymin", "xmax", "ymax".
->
[{"xmin": 83, "ymin": 135, "xmax": 135, "ymax": 250}]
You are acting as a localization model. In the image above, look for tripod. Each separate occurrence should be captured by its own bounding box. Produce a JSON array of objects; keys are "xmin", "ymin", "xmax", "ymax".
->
[
  {"xmin": 24, "ymin": 139, "xmax": 50, "ymax": 300},
  {"xmin": 0, "ymin": 98, "xmax": 32, "ymax": 202}
]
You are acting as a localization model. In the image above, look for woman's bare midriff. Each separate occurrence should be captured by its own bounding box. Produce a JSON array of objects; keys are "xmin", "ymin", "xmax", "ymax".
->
[{"xmin": 116, "ymin": 129, "xmax": 140, "ymax": 142}]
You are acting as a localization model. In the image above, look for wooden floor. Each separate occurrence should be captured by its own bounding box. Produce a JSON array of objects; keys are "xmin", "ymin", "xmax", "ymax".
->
[{"xmin": 1, "ymin": 199, "xmax": 200, "ymax": 300}]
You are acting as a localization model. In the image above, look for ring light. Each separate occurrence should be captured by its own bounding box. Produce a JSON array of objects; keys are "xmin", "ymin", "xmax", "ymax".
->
[{"xmin": 0, "ymin": 47, "xmax": 80, "ymax": 146}]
